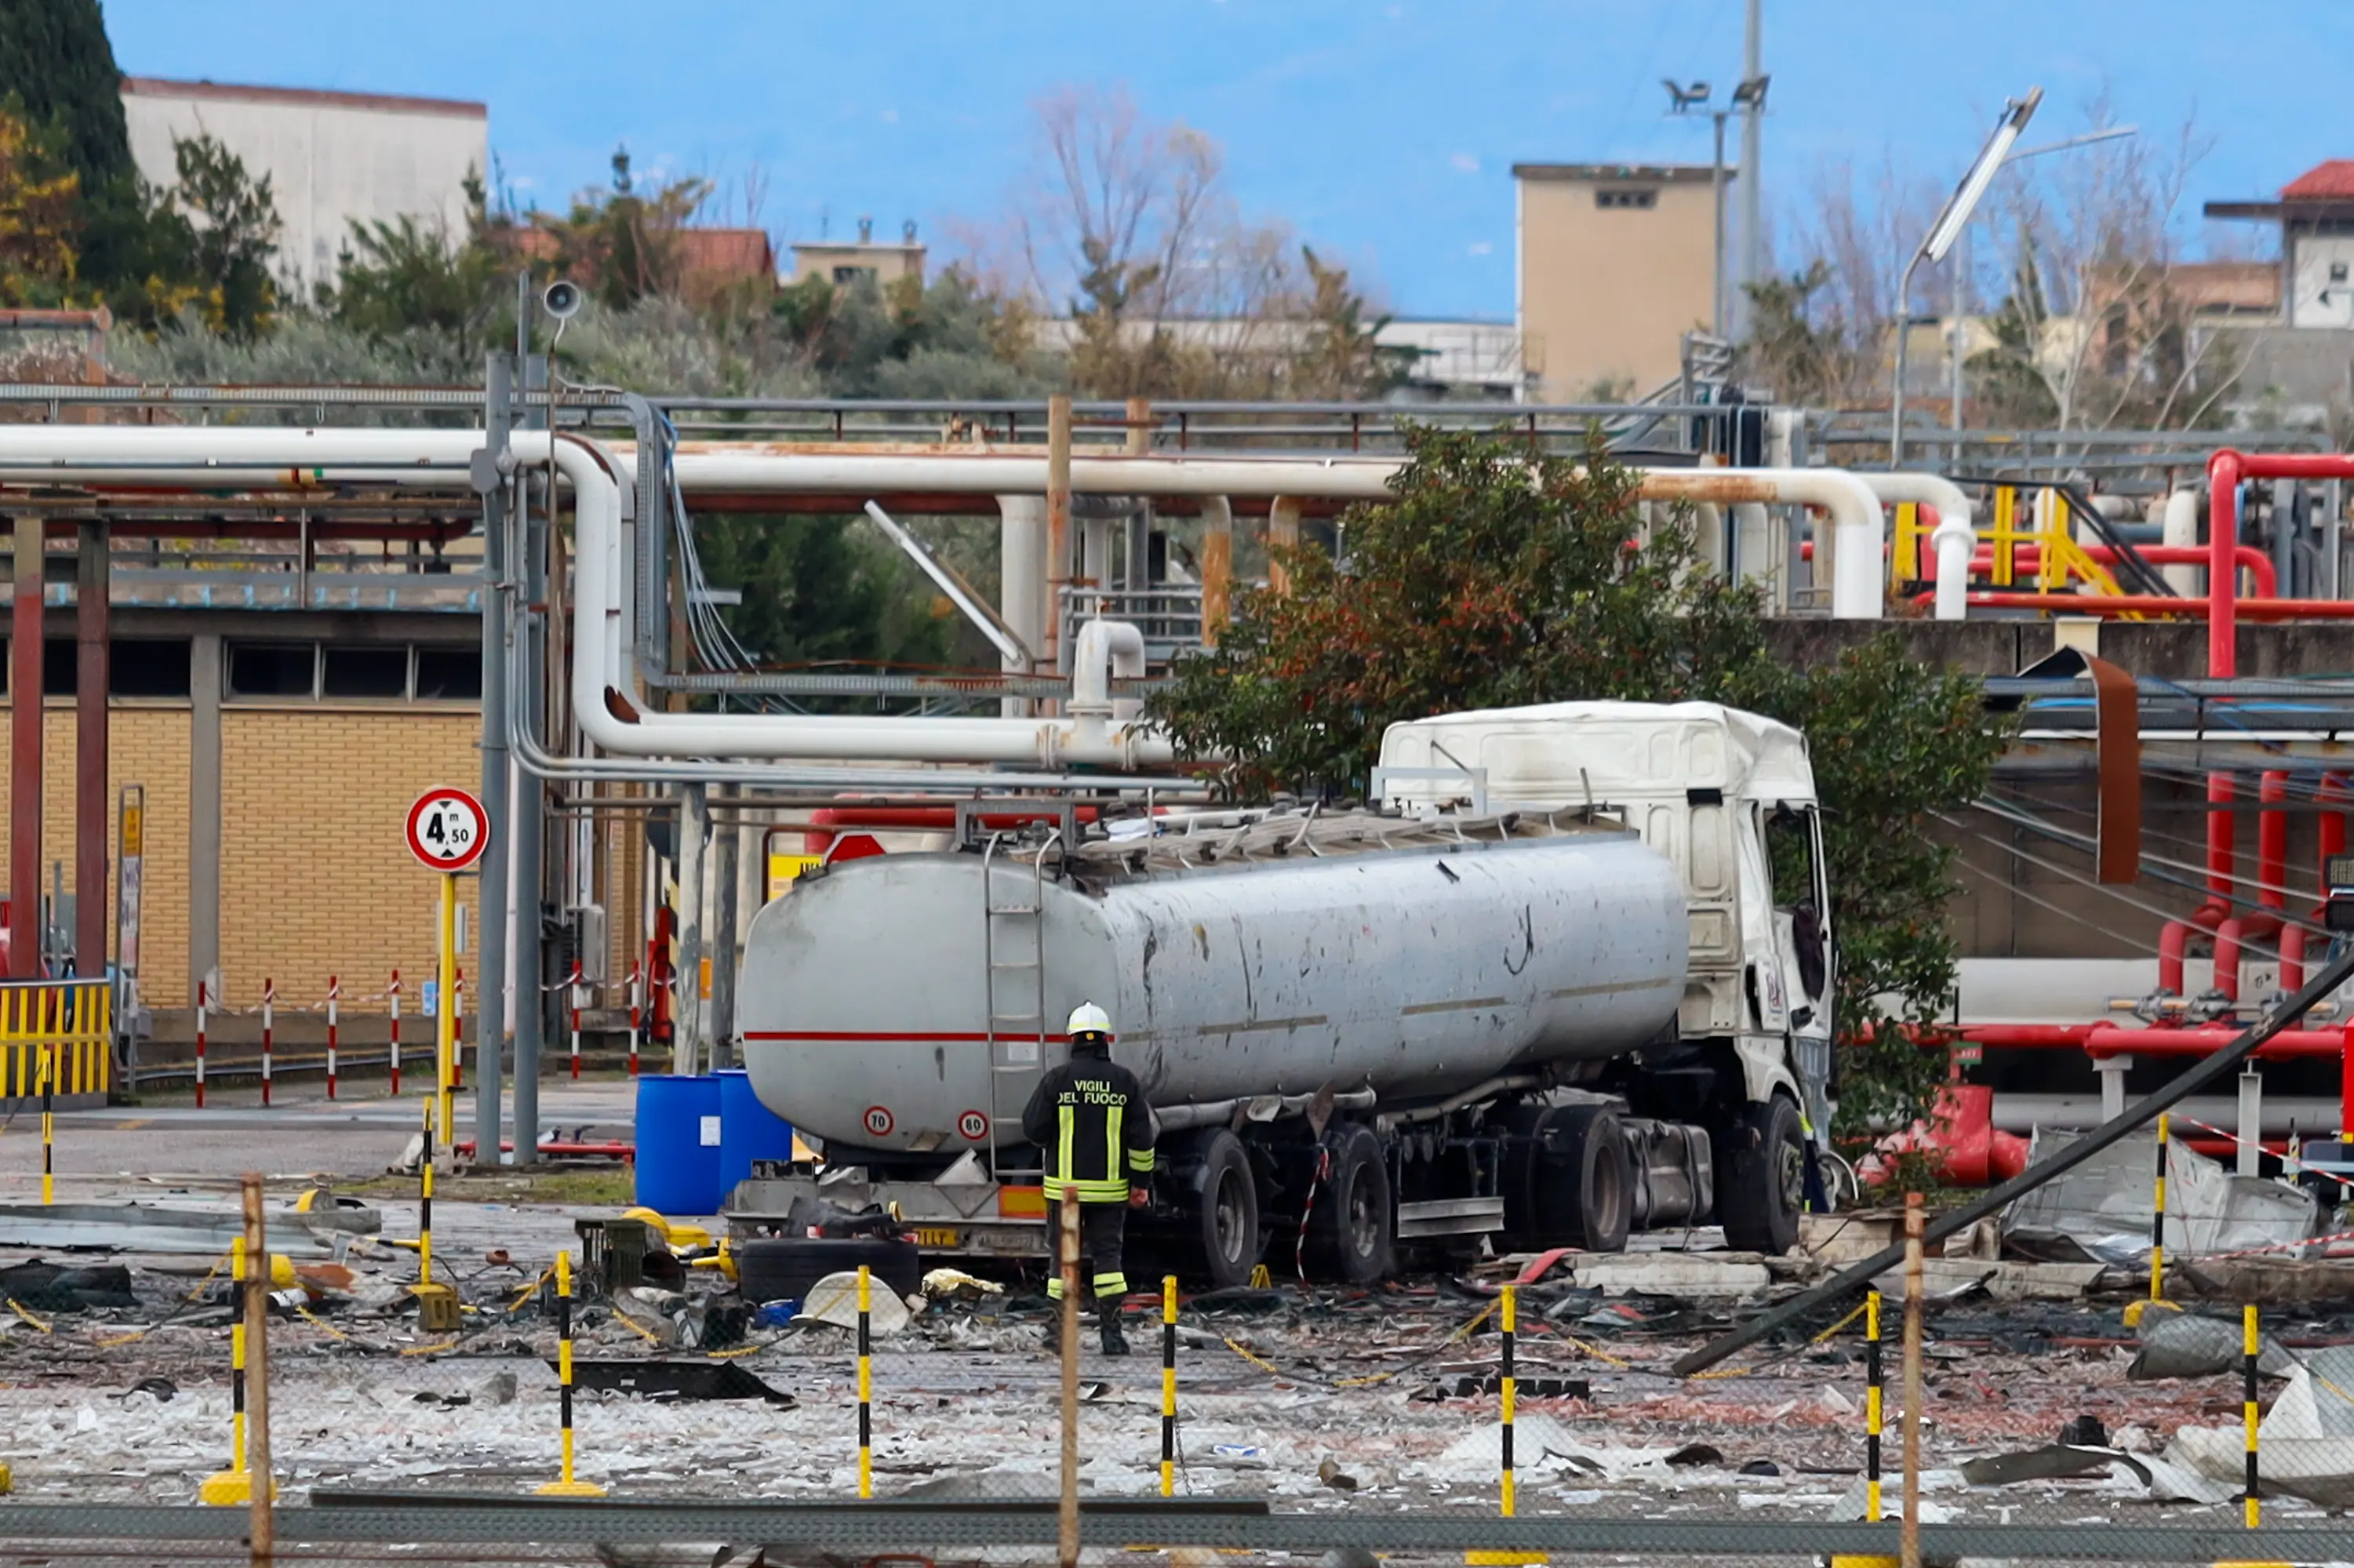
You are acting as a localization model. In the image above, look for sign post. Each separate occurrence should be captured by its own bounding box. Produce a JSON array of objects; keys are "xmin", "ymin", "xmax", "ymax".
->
[{"xmin": 406, "ymin": 788, "xmax": 489, "ymax": 1151}]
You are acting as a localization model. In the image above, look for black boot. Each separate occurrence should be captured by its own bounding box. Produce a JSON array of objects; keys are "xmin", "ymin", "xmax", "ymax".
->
[{"xmin": 1097, "ymin": 1297, "xmax": 1130, "ymax": 1357}]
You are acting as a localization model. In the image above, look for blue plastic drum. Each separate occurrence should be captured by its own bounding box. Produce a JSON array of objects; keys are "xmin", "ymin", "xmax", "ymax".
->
[
  {"xmin": 633, "ymin": 1074, "xmax": 725, "ymax": 1215},
  {"xmin": 717, "ymin": 1068, "xmax": 797, "ymax": 1195}
]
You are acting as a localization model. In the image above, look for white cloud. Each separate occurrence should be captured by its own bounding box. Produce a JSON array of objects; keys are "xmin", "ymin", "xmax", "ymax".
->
[
  {"xmin": 1468, "ymin": 241, "xmax": 1493, "ymax": 257},
  {"xmin": 1450, "ymin": 152, "xmax": 1480, "ymax": 173}
]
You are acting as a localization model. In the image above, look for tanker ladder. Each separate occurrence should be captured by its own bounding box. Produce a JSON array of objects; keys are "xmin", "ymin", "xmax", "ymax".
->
[{"xmin": 980, "ymin": 824, "xmax": 1058, "ymax": 1184}]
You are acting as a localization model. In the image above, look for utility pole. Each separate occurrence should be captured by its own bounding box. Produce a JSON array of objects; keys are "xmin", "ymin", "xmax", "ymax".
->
[
  {"xmin": 1734, "ymin": 0, "xmax": 1763, "ymax": 343},
  {"xmin": 471, "ymin": 354, "xmax": 512, "ymax": 1167}
]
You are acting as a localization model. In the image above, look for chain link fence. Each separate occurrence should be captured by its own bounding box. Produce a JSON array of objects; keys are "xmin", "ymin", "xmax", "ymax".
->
[{"xmin": 9, "ymin": 1187, "xmax": 2354, "ymax": 1566}]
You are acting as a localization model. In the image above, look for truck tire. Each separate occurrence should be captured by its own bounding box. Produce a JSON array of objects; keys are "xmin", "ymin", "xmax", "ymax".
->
[
  {"xmin": 736, "ymin": 1237, "xmax": 921, "ymax": 1306},
  {"xmin": 1192, "ymin": 1129, "xmax": 1261, "ymax": 1289},
  {"xmin": 1309, "ymin": 1123, "xmax": 1393, "ymax": 1284},
  {"xmin": 1718, "ymin": 1095, "xmax": 1806, "ymax": 1255},
  {"xmin": 1531, "ymin": 1104, "xmax": 1632, "ymax": 1253}
]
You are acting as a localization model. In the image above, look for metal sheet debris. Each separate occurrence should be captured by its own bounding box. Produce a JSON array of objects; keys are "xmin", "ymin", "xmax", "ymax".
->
[
  {"xmin": 0, "ymin": 1200, "xmax": 377, "ymax": 1257},
  {"xmin": 1569, "ymin": 1253, "xmax": 1770, "ymax": 1299},
  {"xmin": 2003, "ymin": 1127, "xmax": 2315, "ymax": 1264}
]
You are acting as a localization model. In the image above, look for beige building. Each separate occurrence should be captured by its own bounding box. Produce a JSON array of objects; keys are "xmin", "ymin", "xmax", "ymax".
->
[
  {"xmin": 789, "ymin": 219, "xmax": 926, "ymax": 289},
  {"xmin": 121, "ymin": 78, "xmax": 489, "ymax": 291},
  {"xmin": 1513, "ymin": 162, "xmax": 1726, "ymax": 400}
]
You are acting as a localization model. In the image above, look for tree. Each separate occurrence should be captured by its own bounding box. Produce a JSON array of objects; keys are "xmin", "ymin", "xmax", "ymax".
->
[
  {"xmin": 0, "ymin": 109, "xmax": 82, "ymax": 305},
  {"xmin": 540, "ymin": 147, "xmax": 711, "ymax": 313},
  {"xmin": 1148, "ymin": 427, "xmax": 2010, "ymax": 1133},
  {"xmin": 322, "ymin": 175, "xmax": 515, "ymax": 363},
  {"xmin": 991, "ymin": 85, "xmax": 1392, "ymax": 399},
  {"xmin": 690, "ymin": 512, "xmax": 954, "ymax": 691},
  {"xmin": 151, "ymin": 133, "xmax": 282, "ymax": 337},
  {"xmin": 0, "ymin": 0, "xmax": 132, "ymax": 198}
]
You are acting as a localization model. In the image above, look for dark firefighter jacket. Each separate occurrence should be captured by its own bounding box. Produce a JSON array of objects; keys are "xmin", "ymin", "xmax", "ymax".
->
[{"xmin": 1021, "ymin": 1053, "xmax": 1157, "ymax": 1203}]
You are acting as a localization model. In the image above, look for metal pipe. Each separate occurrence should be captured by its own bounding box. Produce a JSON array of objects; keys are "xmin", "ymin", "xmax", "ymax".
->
[
  {"xmin": 2210, "ymin": 451, "xmax": 2354, "ymax": 680},
  {"xmin": 2162, "ymin": 488, "xmax": 2200, "ymax": 597},
  {"xmin": 1071, "ymin": 620, "xmax": 1146, "ymax": 722},
  {"xmin": 1046, "ymin": 397, "xmax": 1071, "ymax": 682},
  {"xmin": 474, "ymin": 356, "xmax": 512, "ymax": 1166},
  {"xmin": 1955, "ymin": 544, "xmax": 2278, "ymax": 598},
  {"xmin": 1155, "ymin": 1087, "xmax": 1378, "ymax": 1133},
  {"xmin": 74, "ymin": 520, "xmax": 105, "ymax": 976},
  {"xmin": 11, "ymin": 514, "xmax": 41, "ymax": 976},
  {"xmin": 1858, "ymin": 473, "xmax": 1977, "ymax": 622},
  {"xmin": 1942, "ymin": 592, "xmax": 2354, "ymax": 620}
]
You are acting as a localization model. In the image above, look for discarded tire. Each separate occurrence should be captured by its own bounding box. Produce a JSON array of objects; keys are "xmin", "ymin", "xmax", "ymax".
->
[{"xmin": 735, "ymin": 1237, "xmax": 920, "ymax": 1305}]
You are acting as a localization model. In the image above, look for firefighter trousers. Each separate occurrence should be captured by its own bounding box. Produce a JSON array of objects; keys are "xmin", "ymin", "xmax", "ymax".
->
[{"xmin": 1046, "ymin": 1201, "xmax": 1128, "ymax": 1302}]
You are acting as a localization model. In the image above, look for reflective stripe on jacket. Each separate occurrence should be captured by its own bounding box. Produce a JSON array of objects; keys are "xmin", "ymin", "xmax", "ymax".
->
[{"xmin": 1022, "ymin": 1054, "xmax": 1155, "ymax": 1203}]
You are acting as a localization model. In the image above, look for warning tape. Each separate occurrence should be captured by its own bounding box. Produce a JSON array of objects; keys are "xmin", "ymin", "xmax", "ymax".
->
[{"xmin": 2193, "ymin": 1223, "xmax": 2354, "ymax": 1264}]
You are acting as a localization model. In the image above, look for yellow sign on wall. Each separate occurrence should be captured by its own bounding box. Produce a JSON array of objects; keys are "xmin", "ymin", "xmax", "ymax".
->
[{"xmin": 766, "ymin": 853, "xmax": 824, "ymax": 900}]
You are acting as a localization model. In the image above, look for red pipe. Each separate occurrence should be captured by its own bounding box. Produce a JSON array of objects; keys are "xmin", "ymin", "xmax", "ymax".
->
[
  {"xmin": 1956, "ymin": 1024, "xmax": 2100, "ymax": 1048},
  {"xmin": 2210, "ymin": 450, "xmax": 2354, "ymax": 679},
  {"xmin": 2083, "ymin": 1024, "xmax": 2343, "ymax": 1060},
  {"xmin": 809, "ymin": 806, "xmax": 1103, "ymax": 830},
  {"xmin": 2158, "ymin": 920, "xmax": 2191, "ymax": 996},
  {"xmin": 1934, "ymin": 592, "xmax": 2354, "ymax": 619},
  {"xmin": 2216, "ymin": 770, "xmax": 2293, "ymax": 1003},
  {"xmin": 2259, "ymin": 771, "xmax": 2290, "ymax": 922},
  {"xmin": 1959, "ymin": 544, "xmax": 2279, "ymax": 598}
]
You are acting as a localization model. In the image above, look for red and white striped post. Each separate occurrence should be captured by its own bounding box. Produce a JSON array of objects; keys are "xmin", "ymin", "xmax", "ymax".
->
[
  {"xmin": 260, "ymin": 978, "xmax": 275, "ymax": 1108},
  {"xmin": 626, "ymin": 961, "xmax": 642, "ymax": 1079},
  {"xmin": 450, "ymin": 968, "xmax": 465, "ymax": 1093},
  {"xmin": 387, "ymin": 970, "xmax": 402, "ymax": 1097},
  {"xmin": 569, "ymin": 959, "xmax": 584, "ymax": 1081},
  {"xmin": 325, "ymin": 975, "xmax": 340, "ymax": 1101},
  {"xmin": 195, "ymin": 979, "xmax": 209, "ymax": 1110}
]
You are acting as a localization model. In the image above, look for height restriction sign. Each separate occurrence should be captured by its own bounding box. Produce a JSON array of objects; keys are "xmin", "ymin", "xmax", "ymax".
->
[{"xmin": 407, "ymin": 787, "xmax": 489, "ymax": 872}]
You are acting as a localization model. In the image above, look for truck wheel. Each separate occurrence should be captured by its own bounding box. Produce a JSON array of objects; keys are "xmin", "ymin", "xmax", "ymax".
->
[
  {"xmin": 1718, "ymin": 1096, "xmax": 1806, "ymax": 1255},
  {"xmin": 1531, "ymin": 1105, "xmax": 1632, "ymax": 1253},
  {"xmin": 1310, "ymin": 1123, "xmax": 1392, "ymax": 1284},
  {"xmin": 1192, "ymin": 1130, "xmax": 1261, "ymax": 1289}
]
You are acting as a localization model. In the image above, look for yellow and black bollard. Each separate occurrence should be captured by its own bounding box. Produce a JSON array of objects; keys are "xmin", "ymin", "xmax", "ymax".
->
[
  {"xmin": 1864, "ymin": 1288, "xmax": 1886, "ymax": 1522},
  {"xmin": 1160, "ymin": 1274, "xmax": 1179, "ymax": 1497},
  {"xmin": 2244, "ymin": 1301, "xmax": 2261, "ymax": 1528},
  {"xmin": 38, "ymin": 1037, "xmax": 54, "ymax": 1206},
  {"xmin": 1467, "ymin": 1282, "xmax": 1544, "ymax": 1566},
  {"xmin": 418, "ymin": 1097, "xmax": 435, "ymax": 1286},
  {"xmin": 198, "ymin": 1240, "xmax": 252, "ymax": 1505},
  {"xmin": 2126, "ymin": 1114, "xmax": 2171, "ymax": 1328},
  {"xmin": 857, "ymin": 1264, "xmax": 875, "ymax": 1499},
  {"xmin": 538, "ymin": 1250, "xmax": 603, "ymax": 1496}
]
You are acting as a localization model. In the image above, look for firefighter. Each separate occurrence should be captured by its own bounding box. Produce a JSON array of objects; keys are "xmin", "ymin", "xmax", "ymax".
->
[{"xmin": 1022, "ymin": 1001, "xmax": 1155, "ymax": 1355}]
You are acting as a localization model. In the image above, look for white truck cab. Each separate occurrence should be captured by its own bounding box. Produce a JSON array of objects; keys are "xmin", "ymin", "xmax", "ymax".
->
[{"xmin": 1375, "ymin": 700, "xmax": 1837, "ymax": 1144}]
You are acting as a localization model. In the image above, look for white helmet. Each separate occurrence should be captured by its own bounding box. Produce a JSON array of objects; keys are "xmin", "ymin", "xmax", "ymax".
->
[{"xmin": 1066, "ymin": 1001, "xmax": 1114, "ymax": 1041}]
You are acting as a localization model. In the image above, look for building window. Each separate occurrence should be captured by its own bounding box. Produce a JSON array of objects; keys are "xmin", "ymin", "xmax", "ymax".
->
[
  {"xmin": 831, "ymin": 264, "xmax": 879, "ymax": 286},
  {"xmin": 228, "ymin": 642, "xmax": 318, "ymax": 699},
  {"xmin": 322, "ymin": 646, "xmax": 409, "ymax": 700},
  {"xmin": 112, "ymin": 638, "xmax": 192, "ymax": 698},
  {"xmin": 414, "ymin": 647, "xmax": 482, "ymax": 700},
  {"xmin": 1595, "ymin": 188, "xmax": 1658, "ymax": 210}
]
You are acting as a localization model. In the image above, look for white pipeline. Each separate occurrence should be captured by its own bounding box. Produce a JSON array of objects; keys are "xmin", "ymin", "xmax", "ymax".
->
[{"xmin": 1859, "ymin": 473, "xmax": 1978, "ymax": 623}]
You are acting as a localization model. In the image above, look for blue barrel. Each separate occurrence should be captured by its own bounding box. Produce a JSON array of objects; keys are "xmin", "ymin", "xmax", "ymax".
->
[
  {"xmin": 718, "ymin": 1068, "xmax": 797, "ymax": 1195},
  {"xmin": 634, "ymin": 1074, "xmax": 725, "ymax": 1216}
]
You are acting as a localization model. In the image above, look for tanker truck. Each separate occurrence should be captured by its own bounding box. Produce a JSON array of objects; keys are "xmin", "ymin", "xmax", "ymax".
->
[{"xmin": 730, "ymin": 700, "xmax": 1837, "ymax": 1286}]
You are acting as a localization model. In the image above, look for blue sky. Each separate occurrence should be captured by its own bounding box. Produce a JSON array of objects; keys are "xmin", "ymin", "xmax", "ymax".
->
[{"xmin": 103, "ymin": 1, "xmax": 2354, "ymax": 319}]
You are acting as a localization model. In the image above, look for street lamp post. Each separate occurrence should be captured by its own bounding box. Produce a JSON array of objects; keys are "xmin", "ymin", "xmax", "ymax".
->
[
  {"xmin": 1668, "ymin": 75, "xmax": 1768, "ymax": 344},
  {"xmin": 1892, "ymin": 88, "xmax": 2043, "ymax": 467},
  {"xmin": 1664, "ymin": 81, "xmax": 1730, "ymax": 340}
]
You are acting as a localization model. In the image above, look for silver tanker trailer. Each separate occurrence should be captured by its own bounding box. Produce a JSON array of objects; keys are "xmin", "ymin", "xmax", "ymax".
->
[{"xmin": 731, "ymin": 700, "xmax": 1836, "ymax": 1285}]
